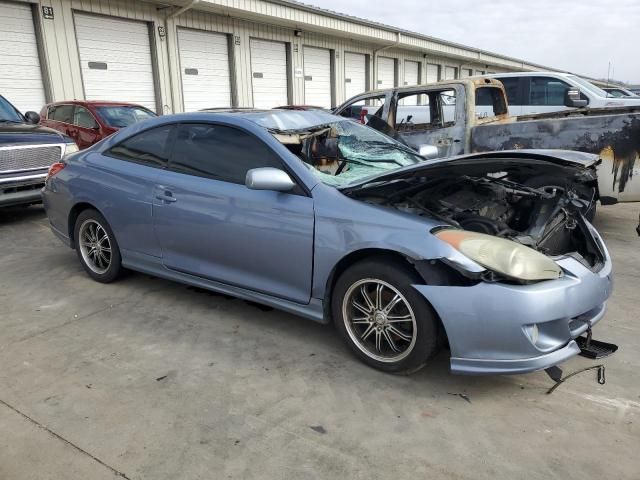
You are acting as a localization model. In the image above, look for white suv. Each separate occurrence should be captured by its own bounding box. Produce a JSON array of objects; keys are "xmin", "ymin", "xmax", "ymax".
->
[{"xmin": 486, "ymin": 72, "xmax": 640, "ymax": 116}]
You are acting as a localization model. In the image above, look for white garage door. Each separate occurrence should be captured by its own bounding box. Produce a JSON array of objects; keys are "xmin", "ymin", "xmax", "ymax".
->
[
  {"xmin": 178, "ymin": 29, "xmax": 231, "ymax": 111},
  {"xmin": 344, "ymin": 52, "xmax": 366, "ymax": 100},
  {"xmin": 404, "ymin": 60, "xmax": 420, "ymax": 86},
  {"xmin": 444, "ymin": 66, "xmax": 458, "ymax": 80},
  {"xmin": 75, "ymin": 14, "xmax": 156, "ymax": 111},
  {"xmin": 376, "ymin": 57, "xmax": 395, "ymax": 89},
  {"xmin": 0, "ymin": 2, "xmax": 45, "ymax": 113},
  {"xmin": 250, "ymin": 39, "xmax": 288, "ymax": 109},
  {"xmin": 401, "ymin": 61, "xmax": 421, "ymax": 106},
  {"xmin": 303, "ymin": 46, "xmax": 331, "ymax": 108},
  {"xmin": 426, "ymin": 64, "xmax": 439, "ymax": 84}
]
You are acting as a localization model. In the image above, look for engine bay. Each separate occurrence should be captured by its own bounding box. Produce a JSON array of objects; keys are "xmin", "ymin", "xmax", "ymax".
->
[{"xmin": 349, "ymin": 170, "xmax": 604, "ymax": 270}]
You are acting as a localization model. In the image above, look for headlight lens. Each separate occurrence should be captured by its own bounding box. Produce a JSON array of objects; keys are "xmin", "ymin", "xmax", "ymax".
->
[
  {"xmin": 435, "ymin": 229, "xmax": 563, "ymax": 282},
  {"xmin": 64, "ymin": 142, "xmax": 79, "ymax": 156}
]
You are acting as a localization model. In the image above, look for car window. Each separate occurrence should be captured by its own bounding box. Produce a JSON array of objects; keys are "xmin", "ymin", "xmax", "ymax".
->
[
  {"xmin": 95, "ymin": 106, "xmax": 156, "ymax": 128},
  {"xmin": 107, "ymin": 124, "xmax": 175, "ymax": 168},
  {"xmin": 496, "ymin": 77, "xmax": 519, "ymax": 104},
  {"xmin": 395, "ymin": 89, "xmax": 456, "ymax": 131},
  {"xmin": 74, "ymin": 106, "xmax": 99, "ymax": 129},
  {"xmin": 169, "ymin": 123, "xmax": 284, "ymax": 184},
  {"xmin": 50, "ymin": 105, "xmax": 74, "ymax": 123},
  {"xmin": 475, "ymin": 87, "xmax": 508, "ymax": 118},
  {"xmin": 337, "ymin": 95, "xmax": 386, "ymax": 124},
  {"xmin": 526, "ymin": 77, "xmax": 570, "ymax": 106},
  {"xmin": 0, "ymin": 95, "xmax": 23, "ymax": 122}
]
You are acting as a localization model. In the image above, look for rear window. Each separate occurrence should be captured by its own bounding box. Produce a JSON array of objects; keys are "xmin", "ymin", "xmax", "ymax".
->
[
  {"xmin": 95, "ymin": 106, "xmax": 156, "ymax": 128},
  {"xmin": 475, "ymin": 87, "xmax": 508, "ymax": 118},
  {"xmin": 49, "ymin": 105, "xmax": 74, "ymax": 123}
]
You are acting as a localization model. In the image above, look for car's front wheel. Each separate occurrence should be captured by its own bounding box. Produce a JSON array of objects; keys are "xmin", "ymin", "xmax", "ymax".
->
[
  {"xmin": 332, "ymin": 259, "xmax": 440, "ymax": 374},
  {"xmin": 74, "ymin": 209, "xmax": 123, "ymax": 283}
]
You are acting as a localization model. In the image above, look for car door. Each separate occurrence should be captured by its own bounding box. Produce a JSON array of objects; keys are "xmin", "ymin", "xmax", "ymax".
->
[
  {"xmin": 152, "ymin": 122, "xmax": 315, "ymax": 304},
  {"xmin": 100, "ymin": 123, "xmax": 177, "ymax": 258},
  {"xmin": 72, "ymin": 105, "xmax": 101, "ymax": 149}
]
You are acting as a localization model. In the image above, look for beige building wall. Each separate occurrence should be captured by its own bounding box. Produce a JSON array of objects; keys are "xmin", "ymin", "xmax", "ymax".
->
[{"xmin": 11, "ymin": 0, "xmax": 544, "ymax": 113}]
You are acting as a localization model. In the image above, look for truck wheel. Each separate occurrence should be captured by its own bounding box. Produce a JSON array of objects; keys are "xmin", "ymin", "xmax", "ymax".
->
[
  {"xmin": 332, "ymin": 258, "xmax": 440, "ymax": 374},
  {"xmin": 524, "ymin": 175, "xmax": 596, "ymax": 221}
]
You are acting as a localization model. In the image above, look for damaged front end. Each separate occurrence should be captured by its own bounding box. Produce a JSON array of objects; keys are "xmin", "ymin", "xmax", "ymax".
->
[
  {"xmin": 344, "ymin": 154, "xmax": 614, "ymax": 374},
  {"xmin": 347, "ymin": 159, "xmax": 605, "ymax": 279}
]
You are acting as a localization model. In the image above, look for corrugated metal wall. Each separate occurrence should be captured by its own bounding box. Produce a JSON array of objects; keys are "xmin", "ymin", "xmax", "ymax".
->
[{"xmin": 23, "ymin": 0, "xmax": 516, "ymax": 113}]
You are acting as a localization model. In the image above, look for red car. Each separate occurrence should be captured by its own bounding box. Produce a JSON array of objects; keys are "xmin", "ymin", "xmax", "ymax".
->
[{"xmin": 39, "ymin": 100, "xmax": 156, "ymax": 150}]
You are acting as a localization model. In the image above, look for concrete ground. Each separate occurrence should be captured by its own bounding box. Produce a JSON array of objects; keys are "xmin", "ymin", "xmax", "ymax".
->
[{"xmin": 0, "ymin": 203, "xmax": 638, "ymax": 480}]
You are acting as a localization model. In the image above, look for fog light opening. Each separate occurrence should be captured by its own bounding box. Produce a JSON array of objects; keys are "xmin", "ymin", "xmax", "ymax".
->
[{"xmin": 525, "ymin": 324, "xmax": 539, "ymax": 345}]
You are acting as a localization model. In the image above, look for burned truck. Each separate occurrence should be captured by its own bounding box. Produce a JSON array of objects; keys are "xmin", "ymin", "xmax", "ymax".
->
[{"xmin": 333, "ymin": 78, "xmax": 640, "ymax": 206}]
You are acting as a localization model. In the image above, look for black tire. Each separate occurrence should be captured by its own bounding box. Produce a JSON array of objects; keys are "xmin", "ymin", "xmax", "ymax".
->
[
  {"xmin": 73, "ymin": 209, "xmax": 123, "ymax": 283},
  {"xmin": 523, "ymin": 175, "xmax": 597, "ymax": 221},
  {"xmin": 332, "ymin": 258, "xmax": 440, "ymax": 374}
]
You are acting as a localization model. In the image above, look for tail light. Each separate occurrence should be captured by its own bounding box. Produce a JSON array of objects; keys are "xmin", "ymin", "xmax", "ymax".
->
[{"xmin": 47, "ymin": 162, "xmax": 66, "ymax": 179}]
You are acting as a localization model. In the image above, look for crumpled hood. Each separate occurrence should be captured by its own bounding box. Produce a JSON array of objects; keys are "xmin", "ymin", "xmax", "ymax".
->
[
  {"xmin": 341, "ymin": 149, "xmax": 600, "ymax": 192},
  {"xmin": 0, "ymin": 122, "xmax": 69, "ymax": 146}
]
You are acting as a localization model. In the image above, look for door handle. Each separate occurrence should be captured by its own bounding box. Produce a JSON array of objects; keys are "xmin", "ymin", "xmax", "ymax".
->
[{"xmin": 156, "ymin": 190, "xmax": 177, "ymax": 203}]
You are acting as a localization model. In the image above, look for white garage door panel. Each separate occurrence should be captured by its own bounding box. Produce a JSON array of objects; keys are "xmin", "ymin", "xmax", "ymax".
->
[
  {"xmin": 75, "ymin": 14, "xmax": 156, "ymax": 112},
  {"xmin": 401, "ymin": 61, "xmax": 421, "ymax": 106},
  {"xmin": 404, "ymin": 61, "xmax": 419, "ymax": 86},
  {"xmin": 303, "ymin": 46, "xmax": 331, "ymax": 108},
  {"xmin": 178, "ymin": 29, "xmax": 231, "ymax": 111},
  {"xmin": 250, "ymin": 39, "xmax": 288, "ymax": 109},
  {"xmin": 344, "ymin": 52, "xmax": 366, "ymax": 100},
  {"xmin": 0, "ymin": 2, "xmax": 45, "ymax": 113},
  {"xmin": 377, "ymin": 57, "xmax": 395, "ymax": 89}
]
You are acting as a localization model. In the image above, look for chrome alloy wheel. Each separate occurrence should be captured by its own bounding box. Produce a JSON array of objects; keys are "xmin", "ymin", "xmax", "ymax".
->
[
  {"xmin": 342, "ymin": 279, "xmax": 417, "ymax": 363},
  {"xmin": 78, "ymin": 219, "xmax": 112, "ymax": 275}
]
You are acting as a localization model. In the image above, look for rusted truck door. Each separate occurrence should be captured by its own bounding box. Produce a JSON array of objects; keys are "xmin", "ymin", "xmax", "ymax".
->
[{"xmin": 387, "ymin": 86, "xmax": 466, "ymax": 158}]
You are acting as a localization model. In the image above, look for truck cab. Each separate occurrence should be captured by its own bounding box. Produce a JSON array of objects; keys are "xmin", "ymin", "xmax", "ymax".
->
[{"xmin": 486, "ymin": 72, "xmax": 640, "ymax": 116}]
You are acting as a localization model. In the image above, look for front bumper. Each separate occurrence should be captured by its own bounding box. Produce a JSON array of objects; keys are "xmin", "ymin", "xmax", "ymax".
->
[
  {"xmin": 0, "ymin": 172, "xmax": 47, "ymax": 207},
  {"xmin": 414, "ymin": 255, "xmax": 613, "ymax": 375}
]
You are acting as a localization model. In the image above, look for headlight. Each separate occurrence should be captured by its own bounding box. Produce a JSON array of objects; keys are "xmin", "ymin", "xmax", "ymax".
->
[
  {"xmin": 435, "ymin": 229, "xmax": 563, "ymax": 282},
  {"xmin": 64, "ymin": 143, "xmax": 79, "ymax": 156}
]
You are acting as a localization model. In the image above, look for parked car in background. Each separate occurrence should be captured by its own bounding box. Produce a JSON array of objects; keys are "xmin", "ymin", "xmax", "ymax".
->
[
  {"xmin": 0, "ymin": 94, "xmax": 77, "ymax": 208},
  {"xmin": 602, "ymin": 86, "xmax": 639, "ymax": 98},
  {"xmin": 40, "ymin": 101, "xmax": 156, "ymax": 150},
  {"xmin": 333, "ymin": 78, "xmax": 640, "ymax": 206},
  {"xmin": 485, "ymin": 72, "xmax": 640, "ymax": 115},
  {"xmin": 43, "ymin": 109, "xmax": 613, "ymax": 375}
]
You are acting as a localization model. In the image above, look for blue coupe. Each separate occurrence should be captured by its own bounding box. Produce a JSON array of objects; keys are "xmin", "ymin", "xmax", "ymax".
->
[{"xmin": 43, "ymin": 110, "xmax": 612, "ymax": 375}]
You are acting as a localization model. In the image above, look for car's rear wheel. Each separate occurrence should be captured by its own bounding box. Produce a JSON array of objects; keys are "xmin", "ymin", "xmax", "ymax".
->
[
  {"xmin": 332, "ymin": 259, "xmax": 440, "ymax": 374},
  {"xmin": 74, "ymin": 209, "xmax": 123, "ymax": 283}
]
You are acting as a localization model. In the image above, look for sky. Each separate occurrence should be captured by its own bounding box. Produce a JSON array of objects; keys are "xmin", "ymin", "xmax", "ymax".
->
[{"xmin": 304, "ymin": 0, "xmax": 640, "ymax": 83}]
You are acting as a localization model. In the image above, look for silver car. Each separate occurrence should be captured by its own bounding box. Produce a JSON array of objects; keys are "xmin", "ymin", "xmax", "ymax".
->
[{"xmin": 42, "ymin": 110, "xmax": 612, "ymax": 375}]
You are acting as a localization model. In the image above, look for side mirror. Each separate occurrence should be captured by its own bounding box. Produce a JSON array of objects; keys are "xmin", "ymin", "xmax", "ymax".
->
[
  {"xmin": 246, "ymin": 167, "xmax": 296, "ymax": 192},
  {"xmin": 418, "ymin": 144, "xmax": 440, "ymax": 159},
  {"xmin": 564, "ymin": 89, "xmax": 588, "ymax": 108},
  {"xmin": 24, "ymin": 111, "xmax": 41, "ymax": 124}
]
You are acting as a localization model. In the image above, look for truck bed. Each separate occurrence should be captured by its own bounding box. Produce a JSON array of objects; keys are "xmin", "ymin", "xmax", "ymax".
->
[{"xmin": 471, "ymin": 109, "xmax": 640, "ymax": 201}]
